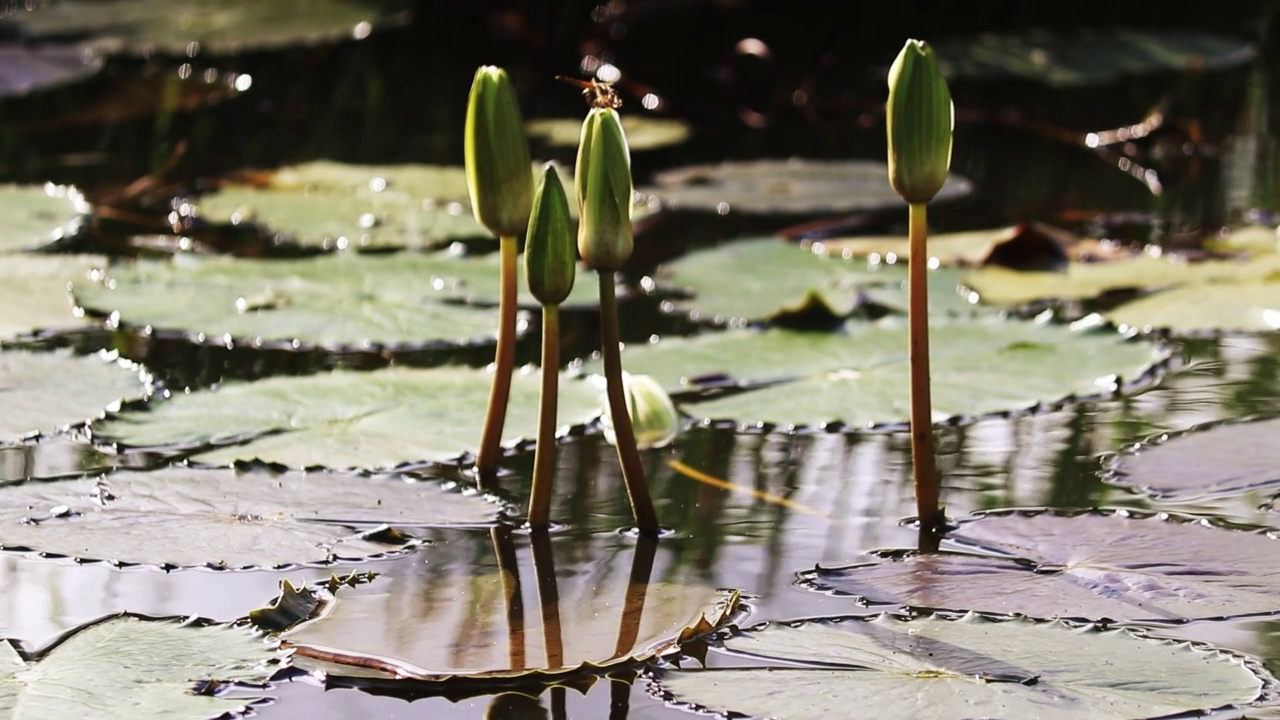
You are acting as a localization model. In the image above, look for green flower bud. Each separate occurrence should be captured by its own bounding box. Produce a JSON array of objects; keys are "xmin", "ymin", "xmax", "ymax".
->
[
  {"xmin": 600, "ymin": 372, "xmax": 681, "ymax": 450},
  {"xmin": 886, "ymin": 39, "xmax": 954, "ymax": 204},
  {"xmin": 465, "ymin": 65, "xmax": 534, "ymax": 237},
  {"xmin": 524, "ymin": 163, "xmax": 576, "ymax": 306},
  {"xmin": 575, "ymin": 107, "xmax": 633, "ymax": 272}
]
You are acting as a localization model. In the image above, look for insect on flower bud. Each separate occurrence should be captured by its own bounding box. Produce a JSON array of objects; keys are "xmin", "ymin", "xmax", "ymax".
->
[
  {"xmin": 465, "ymin": 65, "xmax": 534, "ymax": 237},
  {"xmin": 575, "ymin": 107, "xmax": 633, "ymax": 272},
  {"xmin": 524, "ymin": 164, "xmax": 576, "ymax": 306},
  {"xmin": 886, "ymin": 39, "xmax": 954, "ymax": 205}
]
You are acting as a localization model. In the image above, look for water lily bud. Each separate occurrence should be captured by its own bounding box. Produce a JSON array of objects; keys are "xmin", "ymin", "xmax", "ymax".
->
[
  {"xmin": 886, "ymin": 39, "xmax": 954, "ymax": 204},
  {"xmin": 465, "ymin": 65, "xmax": 534, "ymax": 237},
  {"xmin": 575, "ymin": 107, "xmax": 633, "ymax": 272},
  {"xmin": 524, "ymin": 164, "xmax": 575, "ymax": 306},
  {"xmin": 600, "ymin": 372, "xmax": 680, "ymax": 450}
]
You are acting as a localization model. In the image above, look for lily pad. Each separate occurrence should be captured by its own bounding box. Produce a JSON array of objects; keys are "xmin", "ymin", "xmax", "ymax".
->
[
  {"xmin": 0, "ymin": 184, "xmax": 86, "ymax": 253},
  {"xmin": 0, "ymin": 466, "xmax": 500, "ymax": 568},
  {"xmin": 638, "ymin": 159, "xmax": 972, "ymax": 215},
  {"xmin": 92, "ymin": 365, "xmax": 603, "ymax": 470},
  {"xmin": 1, "ymin": 0, "xmax": 402, "ymax": 56},
  {"xmin": 1, "ymin": 614, "xmax": 282, "ymax": 719},
  {"xmin": 817, "ymin": 227, "xmax": 1020, "ymax": 267},
  {"xmin": 656, "ymin": 613, "xmax": 1267, "ymax": 720},
  {"xmin": 0, "ymin": 43, "xmax": 103, "ymax": 98},
  {"xmin": 802, "ymin": 510, "xmax": 1280, "ymax": 622},
  {"xmin": 659, "ymin": 237, "xmax": 979, "ymax": 323},
  {"xmin": 0, "ymin": 349, "xmax": 149, "ymax": 444},
  {"xmin": 1108, "ymin": 418, "xmax": 1280, "ymax": 503},
  {"xmin": 0, "ymin": 255, "xmax": 102, "ymax": 339},
  {"xmin": 933, "ymin": 28, "xmax": 1255, "ymax": 87},
  {"xmin": 527, "ymin": 116, "xmax": 692, "ymax": 151},
  {"xmin": 584, "ymin": 317, "xmax": 1164, "ymax": 428}
]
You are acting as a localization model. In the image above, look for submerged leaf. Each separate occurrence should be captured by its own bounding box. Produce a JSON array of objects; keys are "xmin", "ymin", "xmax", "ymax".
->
[
  {"xmin": 0, "ymin": 349, "xmax": 148, "ymax": 444},
  {"xmin": 0, "ymin": 466, "xmax": 499, "ymax": 567},
  {"xmin": 657, "ymin": 613, "xmax": 1266, "ymax": 720}
]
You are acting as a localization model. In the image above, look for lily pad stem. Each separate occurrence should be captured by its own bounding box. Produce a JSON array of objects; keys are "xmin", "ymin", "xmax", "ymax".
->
[
  {"xmin": 598, "ymin": 271, "xmax": 660, "ymax": 536},
  {"xmin": 908, "ymin": 202, "xmax": 942, "ymax": 547},
  {"xmin": 476, "ymin": 234, "xmax": 519, "ymax": 491},
  {"xmin": 527, "ymin": 304, "xmax": 560, "ymax": 527}
]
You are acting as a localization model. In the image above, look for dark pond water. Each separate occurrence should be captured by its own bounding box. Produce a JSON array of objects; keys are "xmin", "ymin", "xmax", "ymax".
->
[{"xmin": 4, "ymin": 2, "xmax": 1280, "ymax": 719}]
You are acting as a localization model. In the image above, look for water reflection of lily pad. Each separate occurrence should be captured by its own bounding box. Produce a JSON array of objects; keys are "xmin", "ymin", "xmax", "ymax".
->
[
  {"xmin": 0, "ymin": 467, "xmax": 498, "ymax": 568},
  {"xmin": 656, "ymin": 613, "xmax": 1267, "ymax": 720},
  {"xmin": 1108, "ymin": 418, "xmax": 1280, "ymax": 503},
  {"xmin": 584, "ymin": 317, "xmax": 1164, "ymax": 428},
  {"xmin": 804, "ymin": 510, "xmax": 1280, "ymax": 622},
  {"xmin": 1, "ymin": 0, "xmax": 402, "ymax": 56},
  {"xmin": 638, "ymin": 159, "xmax": 972, "ymax": 215},
  {"xmin": 0, "ymin": 43, "xmax": 103, "ymax": 98},
  {"xmin": 527, "ymin": 116, "xmax": 691, "ymax": 151},
  {"xmin": 0, "ymin": 184, "xmax": 86, "ymax": 253},
  {"xmin": 0, "ymin": 350, "xmax": 149, "ymax": 444},
  {"xmin": 0, "ymin": 255, "xmax": 101, "ymax": 339},
  {"xmin": 0, "ymin": 614, "xmax": 283, "ymax": 719},
  {"xmin": 93, "ymin": 366, "xmax": 602, "ymax": 470},
  {"xmin": 933, "ymin": 28, "xmax": 1255, "ymax": 87}
]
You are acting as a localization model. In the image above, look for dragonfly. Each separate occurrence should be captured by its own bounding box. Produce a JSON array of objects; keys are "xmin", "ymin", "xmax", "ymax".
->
[{"xmin": 555, "ymin": 75, "xmax": 623, "ymax": 110}]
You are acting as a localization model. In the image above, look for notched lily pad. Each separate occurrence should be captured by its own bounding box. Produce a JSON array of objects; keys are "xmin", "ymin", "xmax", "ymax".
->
[
  {"xmin": 638, "ymin": 159, "xmax": 972, "ymax": 216},
  {"xmin": 0, "ymin": 254, "xmax": 103, "ymax": 339},
  {"xmin": 0, "ymin": 183, "xmax": 86, "ymax": 253},
  {"xmin": 0, "ymin": 613, "xmax": 283, "ymax": 720},
  {"xmin": 584, "ymin": 317, "xmax": 1165, "ymax": 429},
  {"xmin": 655, "ymin": 612, "xmax": 1268, "ymax": 720},
  {"xmin": 527, "ymin": 116, "xmax": 691, "ymax": 151},
  {"xmin": 803, "ymin": 509, "xmax": 1280, "ymax": 622},
  {"xmin": 0, "ymin": 466, "xmax": 500, "ymax": 568},
  {"xmin": 92, "ymin": 365, "xmax": 603, "ymax": 470},
  {"xmin": 0, "ymin": 349, "xmax": 149, "ymax": 444},
  {"xmin": 1108, "ymin": 418, "xmax": 1280, "ymax": 504}
]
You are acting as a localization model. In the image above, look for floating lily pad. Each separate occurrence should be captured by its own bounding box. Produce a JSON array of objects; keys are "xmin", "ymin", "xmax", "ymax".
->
[
  {"xmin": 1, "ymin": 614, "xmax": 282, "ymax": 719},
  {"xmin": 0, "ymin": 349, "xmax": 148, "ymax": 444},
  {"xmin": 1108, "ymin": 419, "xmax": 1280, "ymax": 503},
  {"xmin": 527, "ymin": 116, "xmax": 692, "ymax": 151},
  {"xmin": 0, "ymin": 184, "xmax": 86, "ymax": 253},
  {"xmin": 933, "ymin": 28, "xmax": 1255, "ymax": 87},
  {"xmin": 638, "ymin": 159, "xmax": 972, "ymax": 215},
  {"xmin": 0, "ymin": 466, "xmax": 500, "ymax": 567},
  {"xmin": 0, "ymin": 43, "xmax": 103, "ymax": 98},
  {"xmin": 660, "ymin": 237, "xmax": 979, "ymax": 323},
  {"xmin": 1, "ymin": 0, "xmax": 401, "ymax": 56},
  {"xmin": 656, "ymin": 613, "xmax": 1267, "ymax": 720},
  {"xmin": 0, "ymin": 255, "xmax": 101, "ymax": 339},
  {"xmin": 585, "ymin": 317, "xmax": 1164, "ymax": 428},
  {"xmin": 93, "ymin": 365, "xmax": 603, "ymax": 470},
  {"xmin": 817, "ymin": 227, "xmax": 1019, "ymax": 267},
  {"xmin": 803, "ymin": 510, "xmax": 1280, "ymax": 622}
]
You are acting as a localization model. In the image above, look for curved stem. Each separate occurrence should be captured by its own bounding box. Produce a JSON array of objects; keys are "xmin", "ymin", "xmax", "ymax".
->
[
  {"xmin": 598, "ymin": 271, "xmax": 660, "ymax": 536},
  {"xmin": 908, "ymin": 202, "xmax": 942, "ymax": 548},
  {"xmin": 476, "ymin": 234, "xmax": 519, "ymax": 491},
  {"xmin": 527, "ymin": 304, "xmax": 560, "ymax": 528}
]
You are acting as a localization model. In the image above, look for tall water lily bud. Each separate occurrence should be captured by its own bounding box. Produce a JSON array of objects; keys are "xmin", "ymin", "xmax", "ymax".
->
[
  {"xmin": 465, "ymin": 66, "xmax": 533, "ymax": 237},
  {"xmin": 886, "ymin": 39, "xmax": 954, "ymax": 204},
  {"xmin": 575, "ymin": 107, "xmax": 633, "ymax": 272},
  {"xmin": 525, "ymin": 164, "xmax": 575, "ymax": 306}
]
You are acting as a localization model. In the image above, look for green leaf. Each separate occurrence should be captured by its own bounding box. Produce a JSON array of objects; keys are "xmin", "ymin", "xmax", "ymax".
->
[
  {"xmin": 584, "ymin": 317, "xmax": 1165, "ymax": 428},
  {"xmin": 0, "ymin": 466, "xmax": 500, "ymax": 567},
  {"xmin": 0, "ymin": 184, "xmax": 84, "ymax": 253},
  {"xmin": 0, "ymin": 614, "xmax": 281, "ymax": 720},
  {"xmin": 657, "ymin": 613, "xmax": 1265, "ymax": 720},
  {"xmin": 0, "ymin": 349, "xmax": 148, "ymax": 444},
  {"xmin": 818, "ymin": 226, "xmax": 1023, "ymax": 267},
  {"xmin": 93, "ymin": 365, "xmax": 603, "ymax": 470},
  {"xmin": 527, "ymin": 116, "xmax": 691, "ymax": 151},
  {"xmin": 0, "ymin": 255, "xmax": 101, "ymax": 339},
  {"xmin": 803, "ymin": 510, "xmax": 1280, "ymax": 622},
  {"xmin": 639, "ymin": 159, "xmax": 971, "ymax": 216},
  {"xmin": 1108, "ymin": 418, "xmax": 1280, "ymax": 503}
]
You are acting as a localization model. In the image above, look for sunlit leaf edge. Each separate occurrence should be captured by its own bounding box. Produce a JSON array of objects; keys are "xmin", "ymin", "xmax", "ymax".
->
[{"xmin": 5, "ymin": 349, "xmax": 155, "ymax": 446}]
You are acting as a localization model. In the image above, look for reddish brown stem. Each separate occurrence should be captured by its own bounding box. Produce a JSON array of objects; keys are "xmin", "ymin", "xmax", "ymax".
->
[
  {"xmin": 908, "ymin": 202, "xmax": 942, "ymax": 546},
  {"xmin": 527, "ymin": 305, "xmax": 560, "ymax": 528},
  {"xmin": 475, "ymin": 235, "xmax": 519, "ymax": 491}
]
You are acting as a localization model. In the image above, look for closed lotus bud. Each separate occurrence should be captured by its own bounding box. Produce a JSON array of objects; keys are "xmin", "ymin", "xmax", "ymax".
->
[
  {"xmin": 575, "ymin": 107, "xmax": 633, "ymax": 272},
  {"xmin": 524, "ymin": 164, "xmax": 575, "ymax": 306},
  {"xmin": 465, "ymin": 65, "xmax": 534, "ymax": 237},
  {"xmin": 600, "ymin": 372, "xmax": 681, "ymax": 450},
  {"xmin": 886, "ymin": 39, "xmax": 954, "ymax": 204}
]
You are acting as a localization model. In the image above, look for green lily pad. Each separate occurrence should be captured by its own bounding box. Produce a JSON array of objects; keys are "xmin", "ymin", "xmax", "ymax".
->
[
  {"xmin": 817, "ymin": 226, "xmax": 1020, "ymax": 267},
  {"xmin": 0, "ymin": 43, "xmax": 103, "ymax": 98},
  {"xmin": 933, "ymin": 28, "xmax": 1255, "ymax": 87},
  {"xmin": 656, "ymin": 613, "xmax": 1267, "ymax": 720},
  {"xmin": 0, "ymin": 255, "xmax": 102, "ymax": 339},
  {"xmin": 1, "ymin": 614, "xmax": 282, "ymax": 720},
  {"xmin": 659, "ymin": 237, "xmax": 979, "ymax": 323},
  {"xmin": 1108, "ymin": 418, "xmax": 1280, "ymax": 503},
  {"xmin": 92, "ymin": 365, "xmax": 603, "ymax": 470},
  {"xmin": 0, "ymin": 184, "xmax": 85, "ymax": 253},
  {"xmin": 638, "ymin": 159, "xmax": 972, "ymax": 215},
  {"xmin": 2, "ymin": 0, "xmax": 402, "ymax": 56},
  {"xmin": 527, "ymin": 116, "xmax": 692, "ymax": 151},
  {"xmin": 0, "ymin": 349, "xmax": 149, "ymax": 444},
  {"xmin": 0, "ymin": 466, "xmax": 500, "ymax": 568},
  {"xmin": 585, "ymin": 317, "xmax": 1164, "ymax": 428},
  {"xmin": 802, "ymin": 510, "xmax": 1280, "ymax": 622}
]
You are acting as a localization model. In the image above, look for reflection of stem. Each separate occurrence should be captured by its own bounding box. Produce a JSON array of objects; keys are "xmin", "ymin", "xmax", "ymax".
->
[
  {"xmin": 613, "ymin": 534, "xmax": 658, "ymax": 658},
  {"xmin": 529, "ymin": 528, "xmax": 563, "ymax": 668},
  {"xmin": 490, "ymin": 525, "xmax": 525, "ymax": 670},
  {"xmin": 908, "ymin": 202, "xmax": 942, "ymax": 552},
  {"xmin": 476, "ymin": 234, "xmax": 519, "ymax": 491},
  {"xmin": 598, "ymin": 271, "xmax": 660, "ymax": 536},
  {"xmin": 550, "ymin": 686, "xmax": 567, "ymax": 720},
  {"xmin": 609, "ymin": 676, "xmax": 631, "ymax": 720},
  {"xmin": 528, "ymin": 305, "xmax": 561, "ymax": 527}
]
